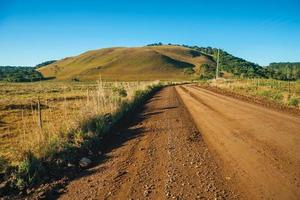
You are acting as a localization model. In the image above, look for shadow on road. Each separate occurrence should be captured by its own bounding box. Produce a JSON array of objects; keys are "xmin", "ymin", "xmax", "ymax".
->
[{"xmin": 42, "ymin": 92, "xmax": 177, "ymax": 199}]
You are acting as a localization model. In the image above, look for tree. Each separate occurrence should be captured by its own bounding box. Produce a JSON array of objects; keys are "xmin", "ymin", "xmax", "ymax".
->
[{"xmin": 199, "ymin": 64, "xmax": 215, "ymax": 79}]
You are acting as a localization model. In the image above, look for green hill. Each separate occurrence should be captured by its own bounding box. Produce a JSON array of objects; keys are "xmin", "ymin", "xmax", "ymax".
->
[
  {"xmin": 37, "ymin": 45, "xmax": 215, "ymax": 81},
  {"xmin": 38, "ymin": 44, "xmax": 288, "ymax": 81},
  {"xmin": 178, "ymin": 45, "xmax": 266, "ymax": 78},
  {"xmin": 2, "ymin": 45, "xmax": 296, "ymax": 82}
]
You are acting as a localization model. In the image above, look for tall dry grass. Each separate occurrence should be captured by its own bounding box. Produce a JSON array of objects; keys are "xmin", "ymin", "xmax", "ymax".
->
[{"xmin": 0, "ymin": 80, "xmax": 159, "ymax": 164}]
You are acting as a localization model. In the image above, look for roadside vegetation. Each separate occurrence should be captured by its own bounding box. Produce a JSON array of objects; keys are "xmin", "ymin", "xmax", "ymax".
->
[
  {"xmin": 0, "ymin": 80, "xmax": 163, "ymax": 193},
  {"xmin": 207, "ymin": 79, "xmax": 300, "ymax": 108},
  {"xmin": 0, "ymin": 81, "xmax": 161, "ymax": 163}
]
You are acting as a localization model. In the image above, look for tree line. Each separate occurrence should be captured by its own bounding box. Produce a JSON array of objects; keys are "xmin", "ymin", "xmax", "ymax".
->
[
  {"xmin": 146, "ymin": 43, "xmax": 300, "ymax": 81},
  {"xmin": 35, "ymin": 60, "xmax": 57, "ymax": 68},
  {"xmin": 0, "ymin": 66, "xmax": 44, "ymax": 82},
  {"xmin": 266, "ymin": 62, "xmax": 300, "ymax": 80},
  {"xmin": 0, "ymin": 60, "xmax": 57, "ymax": 82}
]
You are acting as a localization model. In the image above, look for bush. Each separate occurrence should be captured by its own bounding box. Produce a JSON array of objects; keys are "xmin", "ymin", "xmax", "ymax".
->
[
  {"xmin": 0, "ymin": 156, "xmax": 8, "ymax": 174},
  {"xmin": 13, "ymin": 151, "xmax": 45, "ymax": 190},
  {"xmin": 288, "ymin": 97, "xmax": 300, "ymax": 107},
  {"xmin": 257, "ymin": 90, "xmax": 283, "ymax": 102},
  {"xmin": 183, "ymin": 68, "xmax": 195, "ymax": 75},
  {"xmin": 42, "ymin": 136, "xmax": 67, "ymax": 158},
  {"xmin": 198, "ymin": 64, "xmax": 215, "ymax": 79},
  {"xmin": 271, "ymin": 92, "xmax": 283, "ymax": 102},
  {"xmin": 112, "ymin": 86, "xmax": 127, "ymax": 97}
]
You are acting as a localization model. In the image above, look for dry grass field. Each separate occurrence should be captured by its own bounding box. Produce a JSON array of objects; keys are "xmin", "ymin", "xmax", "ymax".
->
[{"xmin": 0, "ymin": 80, "xmax": 158, "ymax": 164}]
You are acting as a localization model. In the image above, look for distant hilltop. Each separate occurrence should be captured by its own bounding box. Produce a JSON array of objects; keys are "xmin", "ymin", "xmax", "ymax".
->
[
  {"xmin": 1, "ymin": 44, "xmax": 299, "ymax": 82},
  {"xmin": 36, "ymin": 44, "xmax": 265, "ymax": 81}
]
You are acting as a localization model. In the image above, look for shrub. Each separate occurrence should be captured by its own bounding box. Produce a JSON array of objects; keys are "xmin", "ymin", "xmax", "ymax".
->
[
  {"xmin": 198, "ymin": 64, "xmax": 215, "ymax": 79},
  {"xmin": 271, "ymin": 92, "xmax": 283, "ymax": 102},
  {"xmin": 183, "ymin": 68, "xmax": 195, "ymax": 75},
  {"xmin": 257, "ymin": 90, "xmax": 283, "ymax": 102},
  {"xmin": 288, "ymin": 97, "xmax": 300, "ymax": 107},
  {"xmin": 0, "ymin": 156, "xmax": 8, "ymax": 174},
  {"xmin": 112, "ymin": 86, "xmax": 127, "ymax": 97},
  {"xmin": 43, "ymin": 137, "xmax": 61, "ymax": 155},
  {"xmin": 13, "ymin": 151, "xmax": 45, "ymax": 190}
]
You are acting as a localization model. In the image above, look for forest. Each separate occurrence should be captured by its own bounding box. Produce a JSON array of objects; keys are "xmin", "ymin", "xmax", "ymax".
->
[{"xmin": 0, "ymin": 66, "xmax": 44, "ymax": 82}]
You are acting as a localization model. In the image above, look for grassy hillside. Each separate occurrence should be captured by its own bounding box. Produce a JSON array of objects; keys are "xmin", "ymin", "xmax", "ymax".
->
[
  {"xmin": 37, "ymin": 46, "xmax": 215, "ymax": 81},
  {"xmin": 39, "ymin": 44, "xmax": 293, "ymax": 81}
]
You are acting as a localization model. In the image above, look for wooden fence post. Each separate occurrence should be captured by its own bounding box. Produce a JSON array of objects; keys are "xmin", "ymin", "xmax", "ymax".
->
[{"xmin": 37, "ymin": 98, "xmax": 42, "ymax": 129}]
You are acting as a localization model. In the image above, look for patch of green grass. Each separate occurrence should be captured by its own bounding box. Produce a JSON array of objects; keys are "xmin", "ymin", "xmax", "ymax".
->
[
  {"xmin": 256, "ymin": 90, "xmax": 283, "ymax": 102},
  {"xmin": 13, "ymin": 151, "xmax": 45, "ymax": 190},
  {"xmin": 288, "ymin": 96, "xmax": 300, "ymax": 107}
]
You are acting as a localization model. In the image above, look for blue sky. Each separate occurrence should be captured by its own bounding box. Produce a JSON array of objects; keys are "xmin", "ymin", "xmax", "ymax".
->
[{"xmin": 0, "ymin": 0, "xmax": 299, "ymax": 66}]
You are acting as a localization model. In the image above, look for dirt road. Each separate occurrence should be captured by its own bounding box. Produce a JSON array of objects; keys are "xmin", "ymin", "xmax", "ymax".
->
[
  {"xmin": 59, "ymin": 87, "xmax": 238, "ymax": 200},
  {"xmin": 58, "ymin": 85, "xmax": 300, "ymax": 200},
  {"xmin": 176, "ymin": 85, "xmax": 300, "ymax": 200}
]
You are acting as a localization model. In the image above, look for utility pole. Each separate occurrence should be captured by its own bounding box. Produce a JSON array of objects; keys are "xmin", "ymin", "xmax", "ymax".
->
[{"xmin": 216, "ymin": 48, "xmax": 220, "ymax": 79}]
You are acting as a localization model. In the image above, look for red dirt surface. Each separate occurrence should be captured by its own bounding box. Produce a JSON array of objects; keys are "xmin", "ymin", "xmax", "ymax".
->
[
  {"xmin": 176, "ymin": 85, "xmax": 300, "ymax": 200},
  {"xmin": 58, "ymin": 87, "xmax": 239, "ymax": 200},
  {"xmin": 35, "ymin": 85, "xmax": 300, "ymax": 200}
]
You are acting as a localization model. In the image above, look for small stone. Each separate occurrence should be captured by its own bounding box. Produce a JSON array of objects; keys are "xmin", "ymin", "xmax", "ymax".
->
[
  {"xmin": 79, "ymin": 157, "xmax": 92, "ymax": 168},
  {"xmin": 144, "ymin": 189, "xmax": 150, "ymax": 197},
  {"xmin": 26, "ymin": 188, "xmax": 32, "ymax": 194},
  {"xmin": 56, "ymin": 158, "xmax": 64, "ymax": 165},
  {"xmin": 58, "ymin": 188, "xmax": 65, "ymax": 194},
  {"xmin": 67, "ymin": 163, "xmax": 75, "ymax": 168},
  {"xmin": 114, "ymin": 171, "xmax": 127, "ymax": 179}
]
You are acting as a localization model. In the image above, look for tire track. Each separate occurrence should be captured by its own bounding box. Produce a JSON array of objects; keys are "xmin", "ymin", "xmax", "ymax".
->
[{"xmin": 59, "ymin": 87, "xmax": 239, "ymax": 200}]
